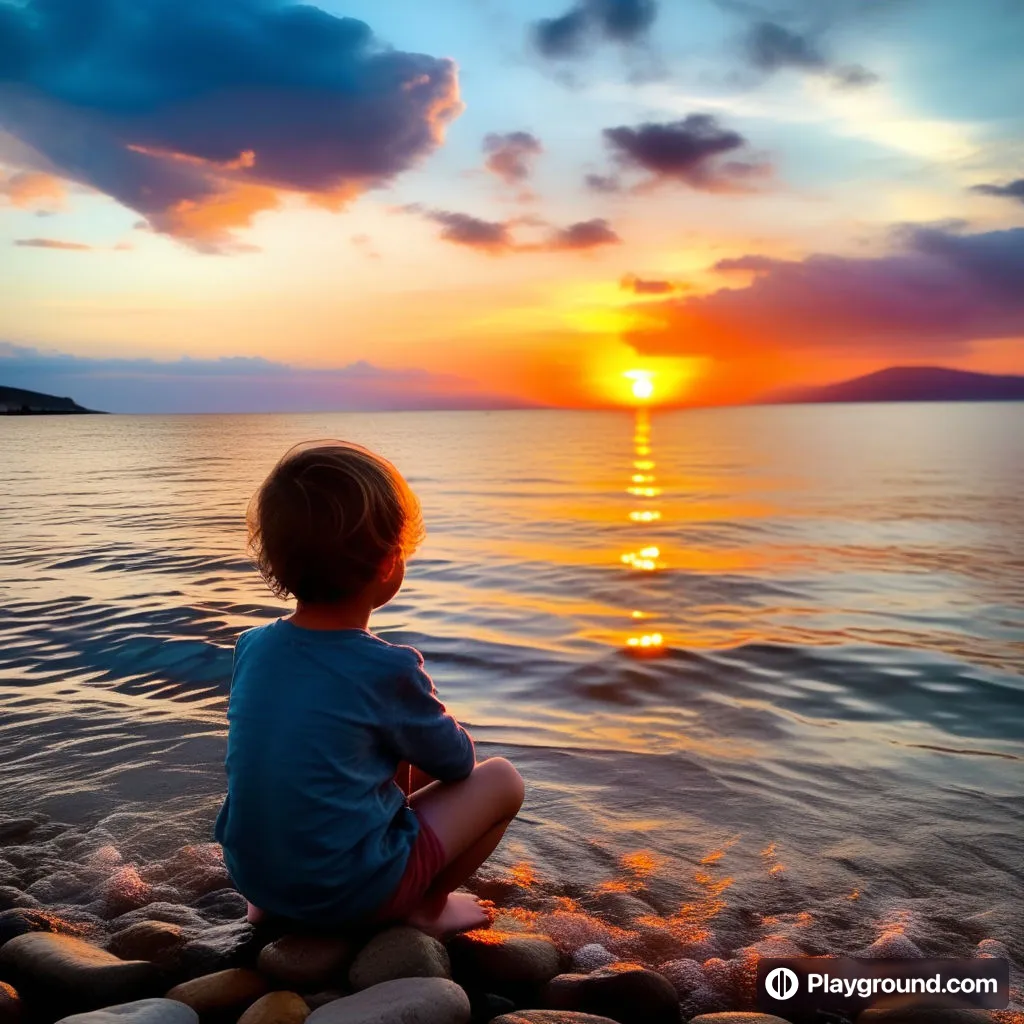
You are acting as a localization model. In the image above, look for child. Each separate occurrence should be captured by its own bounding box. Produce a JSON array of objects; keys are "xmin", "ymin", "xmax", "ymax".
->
[{"xmin": 215, "ymin": 441, "xmax": 524, "ymax": 936}]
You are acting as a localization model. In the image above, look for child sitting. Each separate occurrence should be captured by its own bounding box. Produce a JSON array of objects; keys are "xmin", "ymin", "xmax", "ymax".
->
[{"xmin": 215, "ymin": 440, "xmax": 524, "ymax": 936}]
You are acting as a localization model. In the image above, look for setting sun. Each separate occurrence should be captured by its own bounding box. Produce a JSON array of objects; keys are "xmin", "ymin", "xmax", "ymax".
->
[{"xmin": 625, "ymin": 369, "xmax": 655, "ymax": 401}]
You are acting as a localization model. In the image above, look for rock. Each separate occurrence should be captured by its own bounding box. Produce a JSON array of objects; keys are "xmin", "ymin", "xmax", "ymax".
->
[
  {"xmin": 570, "ymin": 945, "xmax": 616, "ymax": 973},
  {"xmin": 55, "ymin": 999, "xmax": 199, "ymax": 1024},
  {"xmin": 491, "ymin": 1014, "xmax": 620, "ymax": 1024},
  {"xmin": 0, "ymin": 908, "xmax": 61, "ymax": 945},
  {"xmin": 0, "ymin": 889, "xmax": 37, "ymax": 913},
  {"xmin": 303, "ymin": 993, "xmax": 347, "ymax": 1011},
  {"xmin": 857, "ymin": 1010, "xmax": 994, "ymax": 1023},
  {"xmin": 689, "ymin": 1015, "xmax": 795, "ymax": 1023},
  {"xmin": 541, "ymin": 964, "xmax": 678, "ymax": 1024},
  {"xmin": 165, "ymin": 968, "xmax": 268, "ymax": 1018},
  {"xmin": 193, "ymin": 890, "xmax": 247, "ymax": 922},
  {"xmin": 349, "ymin": 927, "xmax": 450, "ymax": 990},
  {"xmin": 178, "ymin": 922, "xmax": 257, "ymax": 976},
  {"xmin": 0, "ymin": 983, "xmax": 21, "ymax": 1024},
  {"xmin": 0, "ymin": 820, "xmax": 42, "ymax": 845},
  {"xmin": 0, "ymin": 933, "xmax": 160, "ymax": 1013},
  {"xmin": 110, "ymin": 904, "xmax": 208, "ymax": 933},
  {"xmin": 305, "ymin": 978, "xmax": 470, "ymax": 1024},
  {"xmin": 448, "ymin": 932, "xmax": 561, "ymax": 993},
  {"xmin": 258, "ymin": 934, "xmax": 354, "ymax": 990},
  {"xmin": 26, "ymin": 872, "xmax": 91, "ymax": 904},
  {"xmin": 107, "ymin": 922, "xmax": 187, "ymax": 968},
  {"xmin": 237, "ymin": 992, "xmax": 310, "ymax": 1024},
  {"xmin": 656, "ymin": 958, "xmax": 704, "ymax": 999},
  {"xmin": 468, "ymin": 992, "xmax": 515, "ymax": 1024},
  {"xmin": 857, "ymin": 933, "xmax": 924, "ymax": 959}
]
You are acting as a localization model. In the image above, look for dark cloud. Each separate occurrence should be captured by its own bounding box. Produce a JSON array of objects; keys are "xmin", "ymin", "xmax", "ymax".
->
[
  {"xmin": 602, "ymin": 115, "xmax": 768, "ymax": 191},
  {"xmin": 545, "ymin": 218, "xmax": 621, "ymax": 250},
  {"xmin": 0, "ymin": 343, "xmax": 536, "ymax": 414},
  {"xmin": 531, "ymin": 0, "xmax": 657, "ymax": 59},
  {"xmin": 483, "ymin": 132, "xmax": 543, "ymax": 185},
  {"xmin": 629, "ymin": 226, "xmax": 1024, "ymax": 359},
  {"xmin": 414, "ymin": 209, "xmax": 620, "ymax": 254},
  {"xmin": 585, "ymin": 173, "xmax": 623, "ymax": 193},
  {"xmin": 14, "ymin": 237, "xmax": 92, "ymax": 251},
  {"xmin": 742, "ymin": 19, "xmax": 877, "ymax": 87},
  {"xmin": 620, "ymin": 273, "xmax": 683, "ymax": 294},
  {"xmin": 0, "ymin": 0, "xmax": 462, "ymax": 250},
  {"xmin": 971, "ymin": 179, "xmax": 1024, "ymax": 204},
  {"xmin": 426, "ymin": 211, "xmax": 515, "ymax": 253}
]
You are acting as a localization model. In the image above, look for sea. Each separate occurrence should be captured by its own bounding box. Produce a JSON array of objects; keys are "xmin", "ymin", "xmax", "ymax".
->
[{"xmin": 1, "ymin": 404, "xmax": 1022, "ymax": 1014}]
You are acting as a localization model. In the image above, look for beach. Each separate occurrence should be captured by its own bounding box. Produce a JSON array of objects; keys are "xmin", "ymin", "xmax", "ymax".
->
[{"xmin": 1, "ymin": 404, "xmax": 1022, "ymax": 1019}]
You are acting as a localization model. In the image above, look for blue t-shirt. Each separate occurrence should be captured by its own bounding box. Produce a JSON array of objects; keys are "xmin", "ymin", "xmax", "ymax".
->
[{"xmin": 214, "ymin": 620, "xmax": 475, "ymax": 924}]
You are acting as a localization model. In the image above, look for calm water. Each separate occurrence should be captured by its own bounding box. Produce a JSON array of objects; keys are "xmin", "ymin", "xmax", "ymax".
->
[{"xmin": 1, "ymin": 406, "xmax": 1022, "ymax": 1004}]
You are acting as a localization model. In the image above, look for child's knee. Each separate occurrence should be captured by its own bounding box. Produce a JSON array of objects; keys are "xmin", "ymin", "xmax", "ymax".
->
[{"xmin": 478, "ymin": 756, "xmax": 524, "ymax": 816}]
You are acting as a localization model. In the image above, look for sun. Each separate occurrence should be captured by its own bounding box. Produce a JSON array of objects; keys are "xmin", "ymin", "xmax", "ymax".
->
[{"xmin": 624, "ymin": 369, "xmax": 655, "ymax": 401}]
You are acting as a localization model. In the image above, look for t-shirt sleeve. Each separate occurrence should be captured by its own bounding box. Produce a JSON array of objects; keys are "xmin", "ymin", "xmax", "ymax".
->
[{"xmin": 388, "ymin": 650, "xmax": 475, "ymax": 783}]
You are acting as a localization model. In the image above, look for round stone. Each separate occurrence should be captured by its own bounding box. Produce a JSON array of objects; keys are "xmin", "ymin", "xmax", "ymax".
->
[
  {"xmin": 348, "ymin": 927, "xmax": 450, "ymax": 990},
  {"xmin": 257, "ymin": 934, "xmax": 354, "ymax": 990}
]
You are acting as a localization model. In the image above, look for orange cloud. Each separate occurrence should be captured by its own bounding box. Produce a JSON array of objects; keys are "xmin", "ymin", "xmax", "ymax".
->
[{"xmin": 0, "ymin": 170, "xmax": 66, "ymax": 210}]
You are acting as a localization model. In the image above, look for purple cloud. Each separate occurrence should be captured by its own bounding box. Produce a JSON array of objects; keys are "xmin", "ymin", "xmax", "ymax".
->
[{"xmin": 483, "ymin": 132, "xmax": 544, "ymax": 185}]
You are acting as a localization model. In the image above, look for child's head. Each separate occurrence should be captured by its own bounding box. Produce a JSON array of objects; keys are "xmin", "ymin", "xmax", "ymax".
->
[{"xmin": 248, "ymin": 441, "xmax": 423, "ymax": 607}]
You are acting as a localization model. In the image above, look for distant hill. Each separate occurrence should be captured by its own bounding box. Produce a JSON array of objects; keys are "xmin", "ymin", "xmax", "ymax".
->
[
  {"xmin": 767, "ymin": 366, "xmax": 1024, "ymax": 405},
  {"xmin": 0, "ymin": 386, "xmax": 101, "ymax": 414}
]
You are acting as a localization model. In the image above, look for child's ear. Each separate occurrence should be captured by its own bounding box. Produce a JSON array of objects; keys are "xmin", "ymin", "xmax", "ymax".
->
[{"xmin": 379, "ymin": 549, "xmax": 400, "ymax": 582}]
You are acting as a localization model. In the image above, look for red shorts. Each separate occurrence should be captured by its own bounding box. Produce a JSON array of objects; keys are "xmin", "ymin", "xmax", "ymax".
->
[{"xmin": 372, "ymin": 812, "xmax": 447, "ymax": 923}]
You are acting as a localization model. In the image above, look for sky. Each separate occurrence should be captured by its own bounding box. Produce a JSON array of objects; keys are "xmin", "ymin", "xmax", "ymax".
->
[{"xmin": 1, "ymin": 0, "xmax": 1023, "ymax": 412}]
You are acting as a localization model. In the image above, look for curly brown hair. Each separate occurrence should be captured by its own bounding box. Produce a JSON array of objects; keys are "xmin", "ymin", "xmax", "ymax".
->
[{"xmin": 248, "ymin": 440, "xmax": 424, "ymax": 604}]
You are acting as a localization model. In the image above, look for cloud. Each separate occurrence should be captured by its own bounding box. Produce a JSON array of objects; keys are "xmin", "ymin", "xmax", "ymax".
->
[
  {"xmin": 585, "ymin": 173, "xmax": 623, "ymax": 194},
  {"xmin": 546, "ymin": 218, "xmax": 621, "ymax": 250},
  {"xmin": 971, "ymin": 179, "xmax": 1024, "ymax": 204},
  {"xmin": 628, "ymin": 226, "xmax": 1024, "ymax": 359},
  {"xmin": 483, "ymin": 132, "xmax": 543, "ymax": 186},
  {"xmin": 620, "ymin": 273, "xmax": 684, "ymax": 294},
  {"xmin": 14, "ymin": 237, "xmax": 92, "ymax": 251},
  {"xmin": 713, "ymin": 254, "xmax": 778, "ymax": 273},
  {"xmin": 0, "ymin": 0, "xmax": 462, "ymax": 250},
  {"xmin": 0, "ymin": 169, "xmax": 66, "ymax": 210},
  {"xmin": 415, "ymin": 208, "xmax": 621, "ymax": 254},
  {"xmin": 0, "ymin": 344, "xmax": 536, "ymax": 414},
  {"xmin": 741, "ymin": 19, "xmax": 877, "ymax": 88},
  {"xmin": 531, "ymin": 0, "xmax": 657, "ymax": 59},
  {"xmin": 601, "ymin": 115, "xmax": 769, "ymax": 191}
]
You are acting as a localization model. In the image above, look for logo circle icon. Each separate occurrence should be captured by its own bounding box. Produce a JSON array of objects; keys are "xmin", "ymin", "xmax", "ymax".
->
[{"xmin": 765, "ymin": 966, "xmax": 799, "ymax": 1001}]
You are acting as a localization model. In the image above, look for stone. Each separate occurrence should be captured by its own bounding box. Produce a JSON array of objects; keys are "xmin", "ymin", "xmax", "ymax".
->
[
  {"xmin": 0, "ymin": 908, "xmax": 61, "ymax": 945},
  {"xmin": 193, "ymin": 890, "xmax": 247, "ymax": 922},
  {"xmin": 856, "ymin": 934, "xmax": 924, "ymax": 959},
  {"xmin": 491, "ymin": 1014, "xmax": 620, "ymax": 1024},
  {"xmin": 541, "ymin": 964, "xmax": 679, "ymax": 1024},
  {"xmin": 110, "ymin": 904, "xmax": 208, "ymax": 933},
  {"xmin": 237, "ymin": 992, "xmax": 310, "ymax": 1024},
  {"xmin": 0, "ymin": 983, "xmax": 21, "ymax": 1024},
  {"xmin": 656, "ymin": 958, "xmax": 704, "ymax": 999},
  {"xmin": 0, "ymin": 933, "xmax": 160, "ymax": 1013},
  {"xmin": 468, "ymin": 991, "xmax": 515, "ymax": 1023},
  {"xmin": 0, "ymin": 819, "xmax": 42, "ymax": 845},
  {"xmin": 305, "ymin": 978, "xmax": 470, "ymax": 1024},
  {"xmin": 448, "ymin": 932, "xmax": 561, "ymax": 991},
  {"xmin": 303, "ymin": 993, "xmax": 348, "ymax": 1011},
  {"xmin": 165, "ymin": 968, "xmax": 268, "ymax": 1018},
  {"xmin": 349, "ymin": 927, "xmax": 450, "ymax": 990},
  {"xmin": 569, "ymin": 945, "xmax": 616, "ymax": 973},
  {"xmin": 107, "ymin": 922, "xmax": 187, "ymax": 968},
  {"xmin": 26, "ymin": 872, "xmax": 91, "ymax": 904},
  {"xmin": 55, "ymin": 999, "xmax": 199, "ymax": 1024},
  {"xmin": 257, "ymin": 934, "xmax": 354, "ymax": 990},
  {"xmin": 689, "ymin": 1016, "xmax": 795, "ymax": 1023},
  {"xmin": 0, "ymin": 889, "xmax": 37, "ymax": 913},
  {"xmin": 857, "ymin": 1010, "xmax": 994, "ymax": 1023},
  {"xmin": 178, "ymin": 922, "xmax": 257, "ymax": 976}
]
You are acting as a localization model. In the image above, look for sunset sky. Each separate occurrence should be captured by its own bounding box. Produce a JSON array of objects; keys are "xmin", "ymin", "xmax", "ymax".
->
[{"xmin": 1, "ymin": 0, "xmax": 1023, "ymax": 411}]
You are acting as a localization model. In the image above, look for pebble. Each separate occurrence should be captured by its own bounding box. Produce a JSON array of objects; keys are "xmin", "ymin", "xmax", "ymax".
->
[
  {"xmin": 656, "ymin": 958, "xmax": 704, "ymax": 999},
  {"xmin": 193, "ymin": 891, "xmax": 248, "ymax": 923},
  {"xmin": 491, "ymin": 1014, "xmax": 620, "ymax": 1024},
  {"xmin": 0, "ymin": 933, "xmax": 160, "ymax": 1012},
  {"xmin": 856, "ymin": 933, "xmax": 924, "ymax": 959},
  {"xmin": 165, "ymin": 968, "xmax": 268, "ymax": 1018},
  {"xmin": 237, "ymin": 992, "xmax": 310, "ymax": 1024},
  {"xmin": 302, "ymin": 992, "xmax": 348, "ymax": 1011},
  {"xmin": 348, "ymin": 927, "xmax": 450, "ymax": 990},
  {"xmin": 178, "ymin": 922, "xmax": 257, "ymax": 977},
  {"xmin": 0, "ymin": 889, "xmax": 37, "ymax": 912},
  {"xmin": 110, "ymin": 905, "xmax": 208, "ymax": 933},
  {"xmin": 448, "ymin": 932, "xmax": 561, "ymax": 991},
  {"xmin": 306, "ymin": 978, "xmax": 471, "ymax": 1024},
  {"xmin": 55, "ymin": 999, "xmax": 199, "ymax": 1024},
  {"xmin": 257, "ymin": 934, "xmax": 354, "ymax": 990},
  {"xmin": 541, "ymin": 964, "xmax": 679, "ymax": 1024},
  {"xmin": 0, "ymin": 908, "xmax": 61, "ymax": 945},
  {"xmin": 569, "ymin": 945, "xmax": 616, "ymax": 973},
  {"xmin": 0, "ymin": 983, "xmax": 21, "ymax": 1024},
  {"xmin": 689, "ymin": 1015, "xmax": 795, "ymax": 1023},
  {"xmin": 107, "ymin": 922, "xmax": 187, "ymax": 968}
]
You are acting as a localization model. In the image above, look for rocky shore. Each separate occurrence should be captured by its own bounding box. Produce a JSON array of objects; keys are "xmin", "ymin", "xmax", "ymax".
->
[{"xmin": 0, "ymin": 816, "xmax": 1013, "ymax": 1024}]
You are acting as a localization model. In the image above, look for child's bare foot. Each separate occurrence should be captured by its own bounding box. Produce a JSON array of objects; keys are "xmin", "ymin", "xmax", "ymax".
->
[{"xmin": 405, "ymin": 892, "xmax": 491, "ymax": 939}]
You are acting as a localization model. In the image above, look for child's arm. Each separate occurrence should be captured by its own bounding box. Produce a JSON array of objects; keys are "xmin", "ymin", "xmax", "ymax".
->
[{"xmin": 389, "ymin": 651, "xmax": 475, "ymax": 783}]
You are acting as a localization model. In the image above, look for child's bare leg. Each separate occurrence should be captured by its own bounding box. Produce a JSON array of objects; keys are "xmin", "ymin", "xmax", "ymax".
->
[{"xmin": 405, "ymin": 757, "xmax": 524, "ymax": 936}]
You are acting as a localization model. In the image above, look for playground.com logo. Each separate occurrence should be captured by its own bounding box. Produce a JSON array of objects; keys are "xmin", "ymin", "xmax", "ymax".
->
[{"xmin": 757, "ymin": 958, "xmax": 1009, "ymax": 1017}]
